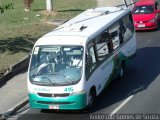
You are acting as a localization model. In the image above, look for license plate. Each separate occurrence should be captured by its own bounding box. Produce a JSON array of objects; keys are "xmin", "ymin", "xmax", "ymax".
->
[
  {"xmin": 49, "ymin": 105, "xmax": 59, "ymax": 109},
  {"xmin": 138, "ymin": 24, "xmax": 145, "ymax": 28}
]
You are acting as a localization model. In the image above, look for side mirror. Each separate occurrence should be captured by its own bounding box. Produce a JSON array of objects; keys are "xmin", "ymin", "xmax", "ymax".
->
[{"xmin": 155, "ymin": 10, "xmax": 160, "ymax": 13}]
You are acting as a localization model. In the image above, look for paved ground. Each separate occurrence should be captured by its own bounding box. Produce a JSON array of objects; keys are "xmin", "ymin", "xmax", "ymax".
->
[
  {"xmin": 97, "ymin": 0, "xmax": 125, "ymax": 7},
  {"xmin": 0, "ymin": 71, "xmax": 27, "ymax": 114},
  {"xmin": 97, "ymin": 0, "xmax": 138, "ymax": 9},
  {"xmin": 0, "ymin": 0, "xmax": 138, "ymax": 116}
]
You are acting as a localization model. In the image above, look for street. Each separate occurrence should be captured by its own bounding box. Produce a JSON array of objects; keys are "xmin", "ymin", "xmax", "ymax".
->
[
  {"xmin": 2, "ymin": 0, "xmax": 160, "ymax": 119},
  {"xmin": 11, "ymin": 28, "xmax": 160, "ymax": 120}
]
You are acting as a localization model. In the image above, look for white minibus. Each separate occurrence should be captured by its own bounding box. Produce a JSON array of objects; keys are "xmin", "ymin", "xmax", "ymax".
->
[{"xmin": 28, "ymin": 7, "xmax": 136, "ymax": 110}]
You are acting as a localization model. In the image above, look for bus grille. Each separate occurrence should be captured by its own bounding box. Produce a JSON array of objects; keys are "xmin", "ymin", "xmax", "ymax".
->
[
  {"xmin": 36, "ymin": 101, "xmax": 74, "ymax": 105},
  {"xmin": 37, "ymin": 93, "xmax": 70, "ymax": 97}
]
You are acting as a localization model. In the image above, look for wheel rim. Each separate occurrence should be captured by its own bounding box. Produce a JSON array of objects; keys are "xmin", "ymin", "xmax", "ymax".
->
[
  {"xmin": 120, "ymin": 67, "xmax": 124, "ymax": 77},
  {"xmin": 88, "ymin": 94, "xmax": 93, "ymax": 107}
]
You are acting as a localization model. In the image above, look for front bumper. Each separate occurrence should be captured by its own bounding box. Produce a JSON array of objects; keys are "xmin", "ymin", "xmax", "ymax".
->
[
  {"xmin": 29, "ymin": 93, "xmax": 87, "ymax": 110},
  {"xmin": 134, "ymin": 22, "xmax": 157, "ymax": 30}
]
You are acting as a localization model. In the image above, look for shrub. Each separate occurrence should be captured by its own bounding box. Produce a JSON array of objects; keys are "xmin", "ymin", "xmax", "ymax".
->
[{"xmin": 0, "ymin": 3, "xmax": 13, "ymax": 13}]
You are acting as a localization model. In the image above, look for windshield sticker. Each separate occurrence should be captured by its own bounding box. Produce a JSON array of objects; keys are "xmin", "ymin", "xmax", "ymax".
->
[
  {"xmin": 34, "ymin": 88, "xmax": 50, "ymax": 92},
  {"xmin": 34, "ymin": 47, "xmax": 39, "ymax": 55},
  {"xmin": 64, "ymin": 48, "xmax": 71, "ymax": 51},
  {"xmin": 42, "ymin": 47, "xmax": 60, "ymax": 52}
]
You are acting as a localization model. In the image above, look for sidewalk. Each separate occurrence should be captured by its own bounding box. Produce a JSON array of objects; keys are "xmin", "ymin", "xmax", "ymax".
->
[
  {"xmin": 97, "ymin": 0, "xmax": 124, "ymax": 7},
  {"xmin": 0, "ymin": 0, "xmax": 137, "ymax": 117},
  {"xmin": 0, "ymin": 71, "xmax": 28, "ymax": 114},
  {"xmin": 97, "ymin": 0, "xmax": 138, "ymax": 8}
]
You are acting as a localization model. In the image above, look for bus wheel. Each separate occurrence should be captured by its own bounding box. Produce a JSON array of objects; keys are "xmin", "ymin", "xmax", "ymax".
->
[
  {"xmin": 118, "ymin": 63, "xmax": 125, "ymax": 79},
  {"xmin": 87, "ymin": 89, "xmax": 96, "ymax": 109}
]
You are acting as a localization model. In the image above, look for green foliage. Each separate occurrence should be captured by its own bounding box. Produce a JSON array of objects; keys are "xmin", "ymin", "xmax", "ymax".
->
[
  {"xmin": 0, "ymin": 3, "xmax": 13, "ymax": 13},
  {"xmin": 0, "ymin": 0, "xmax": 96, "ymax": 73}
]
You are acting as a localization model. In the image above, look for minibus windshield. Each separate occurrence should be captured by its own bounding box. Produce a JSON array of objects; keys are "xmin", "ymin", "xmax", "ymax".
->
[{"xmin": 29, "ymin": 45, "xmax": 83, "ymax": 86}]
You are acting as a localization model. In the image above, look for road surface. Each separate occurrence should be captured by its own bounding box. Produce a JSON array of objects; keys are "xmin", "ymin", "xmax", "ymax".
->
[{"xmin": 13, "ymin": 14, "xmax": 160, "ymax": 120}]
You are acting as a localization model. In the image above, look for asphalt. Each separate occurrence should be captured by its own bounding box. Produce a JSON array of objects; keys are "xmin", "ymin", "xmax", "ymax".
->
[
  {"xmin": 12, "ymin": 22, "xmax": 160, "ymax": 120},
  {"xmin": 0, "ymin": 0, "xmax": 136, "ymax": 119},
  {"xmin": 0, "ymin": 71, "xmax": 28, "ymax": 114}
]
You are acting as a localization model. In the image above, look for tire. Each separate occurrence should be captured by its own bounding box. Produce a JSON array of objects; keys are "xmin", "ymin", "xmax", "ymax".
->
[
  {"xmin": 118, "ymin": 62, "xmax": 125, "ymax": 79},
  {"xmin": 87, "ymin": 89, "xmax": 96, "ymax": 110}
]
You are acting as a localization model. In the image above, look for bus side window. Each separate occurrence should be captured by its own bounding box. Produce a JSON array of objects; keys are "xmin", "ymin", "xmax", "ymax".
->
[
  {"xmin": 86, "ymin": 46, "xmax": 97, "ymax": 78},
  {"xmin": 109, "ymin": 23, "xmax": 120, "ymax": 50},
  {"xmin": 96, "ymin": 32, "xmax": 110, "ymax": 61},
  {"xmin": 122, "ymin": 14, "xmax": 134, "ymax": 41},
  {"xmin": 119, "ymin": 20, "xmax": 126, "ymax": 44}
]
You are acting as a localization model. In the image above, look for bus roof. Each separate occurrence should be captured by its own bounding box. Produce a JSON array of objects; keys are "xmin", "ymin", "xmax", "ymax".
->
[{"xmin": 36, "ymin": 7, "xmax": 131, "ymax": 46}]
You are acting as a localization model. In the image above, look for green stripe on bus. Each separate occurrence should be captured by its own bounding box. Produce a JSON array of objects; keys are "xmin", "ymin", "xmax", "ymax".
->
[
  {"xmin": 103, "ymin": 52, "xmax": 132, "ymax": 89},
  {"xmin": 29, "ymin": 93, "xmax": 87, "ymax": 110}
]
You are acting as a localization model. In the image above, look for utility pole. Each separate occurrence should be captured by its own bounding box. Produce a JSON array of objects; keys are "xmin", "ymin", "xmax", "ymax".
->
[
  {"xmin": 46, "ymin": 0, "xmax": 53, "ymax": 12},
  {"xmin": 123, "ymin": 0, "xmax": 128, "ymax": 8}
]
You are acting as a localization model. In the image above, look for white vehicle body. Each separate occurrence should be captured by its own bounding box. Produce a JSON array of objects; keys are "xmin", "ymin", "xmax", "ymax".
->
[{"xmin": 28, "ymin": 7, "xmax": 136, "ymax": 110}]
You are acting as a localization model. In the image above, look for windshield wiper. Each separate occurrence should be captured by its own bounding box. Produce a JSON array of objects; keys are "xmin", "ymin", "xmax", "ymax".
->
[
  {"xmin": 35, "ymin": 76, "xmax": 55, "ymax": 86},
  {"xmin": 49, "ymin": 73, "xmax": 74, "ymax": 85},
  {"xmin": 61, "ymin": 74, "xmax": 74, "ymax": 84}
]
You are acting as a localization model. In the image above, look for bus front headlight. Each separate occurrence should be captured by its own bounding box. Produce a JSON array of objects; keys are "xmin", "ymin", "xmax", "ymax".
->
[
  {"xmin": 28, "ymin": 88, "xmax": 36, "ymax": 94},
  {"xmin": 71, "ymin": 91, "xmax": 86, "ymax": 95}
]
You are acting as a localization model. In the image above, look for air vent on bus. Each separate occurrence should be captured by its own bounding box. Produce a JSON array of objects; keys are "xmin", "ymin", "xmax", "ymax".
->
[
  {"xmin": 37, "ymin": 93, "xmax": 70, "ymax": 97},
  {"xmin": 36, "ymin": 101, "xmax": 74, "ymax": 105},
  {"xmin": 87, "ymin": 9, "xmax": 109, "ymax": 16},
  {"xmin": 61, "ymin": 23, "xmax": 87, "ymax": 32}
]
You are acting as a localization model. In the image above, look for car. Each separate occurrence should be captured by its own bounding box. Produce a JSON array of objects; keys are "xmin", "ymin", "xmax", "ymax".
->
[{"xmin": 132, "ymin": 0, "xmax": 160, "ymax": 30}]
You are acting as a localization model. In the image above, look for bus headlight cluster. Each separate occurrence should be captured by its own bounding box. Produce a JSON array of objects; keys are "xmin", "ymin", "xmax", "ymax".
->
[
  {"xmin": 28, "ymin": 89, "xmax": 36, "ymax": 94},
  {"xmin": 71, "ymin": 91, "xmax": 86, "ymax": 95}
]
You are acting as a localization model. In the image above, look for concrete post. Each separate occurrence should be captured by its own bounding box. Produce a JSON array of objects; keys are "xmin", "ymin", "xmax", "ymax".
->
[{"xmin": 46, "ymin": 0, "xmax": 53, "ymax": 12}]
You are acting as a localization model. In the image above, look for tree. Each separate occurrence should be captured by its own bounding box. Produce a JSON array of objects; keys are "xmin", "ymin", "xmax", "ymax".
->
[
  {"xmin": 24, "ymin": 0, "xmax": 34, "ymax": 11},
  {"xmin": 0, "ymin": 3, "xmax": 13, "ymax": 13}
]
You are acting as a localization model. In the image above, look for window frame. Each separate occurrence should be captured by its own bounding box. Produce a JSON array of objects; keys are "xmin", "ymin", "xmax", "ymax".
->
[{"xmin": 85, "ymin": 12, "xmax": 135, "ymax": 80}]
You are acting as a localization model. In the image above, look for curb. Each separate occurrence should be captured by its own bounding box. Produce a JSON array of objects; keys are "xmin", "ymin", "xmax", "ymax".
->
[
  {"xmin": 0, "ymin": 55, "xmax": 30, "ymax": 85},
  {"xmin": 0, "ymin": 98, "xmax": 29, "ymax": 120}
]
